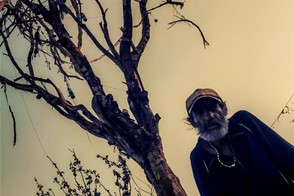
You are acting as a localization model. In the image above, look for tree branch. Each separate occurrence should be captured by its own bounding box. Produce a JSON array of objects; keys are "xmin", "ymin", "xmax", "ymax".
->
[
  {"xmin": 2, "ymin": 84, "xmax": 17, "ymax": 146},
  {"xmin": 96, "ymin": 0, "xmax": 121, "ymax": 63},
  {"xmin": 148, "ymin": 0, "xmax": 184, "ymax": 12},
  {"xmin": 58, "ymin": 2, "xmax": 122, "ymax": 67},
  {"xmin": 120, "ymin": 0, "xmax": 133, "ymax": 66},
  {"xmin": 134, "ymin": 0, "xmax": 150, "ymax": 61},
  {"xmin": 168, "ymin": 16, "xmax": 209, "ymax": 48},
  {"xmin": 0, "ymin": 75, "xmax": 35, "ymax": 93},
  {"xmin": 69, "ymin": 0, "xmax": 83, "ymax": 49}
]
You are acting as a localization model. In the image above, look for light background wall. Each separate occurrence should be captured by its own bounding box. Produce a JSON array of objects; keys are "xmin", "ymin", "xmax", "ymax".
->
[{"xmin": 1, "ymin": 0, "xmax": 294, "ymax": 195}]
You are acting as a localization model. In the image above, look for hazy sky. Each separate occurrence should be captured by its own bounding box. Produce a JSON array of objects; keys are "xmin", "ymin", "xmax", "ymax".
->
[{"xmin": 1, "ymin": 0, "xmax": 294, "ymax": 195}]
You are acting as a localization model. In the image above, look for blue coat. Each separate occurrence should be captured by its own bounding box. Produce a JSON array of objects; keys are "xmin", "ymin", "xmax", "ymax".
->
[{"xmin": 190, "ymin": 110, "xmax": 294, "ymax": 196}]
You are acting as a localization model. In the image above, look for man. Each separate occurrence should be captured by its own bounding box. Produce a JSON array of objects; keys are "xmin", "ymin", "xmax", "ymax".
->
[{"xmin": 186, "ymin": 88, "xmax": 294, "ymax": 196}]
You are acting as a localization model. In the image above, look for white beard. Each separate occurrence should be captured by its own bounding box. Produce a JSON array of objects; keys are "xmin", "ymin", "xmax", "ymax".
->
[{"xmin": 199, "ymin": 119, "xmax": 229, "ymax": 142}]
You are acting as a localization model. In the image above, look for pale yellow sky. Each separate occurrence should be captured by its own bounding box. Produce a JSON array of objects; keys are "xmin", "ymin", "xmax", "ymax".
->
[{"xmin": 1, "ymin": 0, "xmax": 294, "ymax": 196}]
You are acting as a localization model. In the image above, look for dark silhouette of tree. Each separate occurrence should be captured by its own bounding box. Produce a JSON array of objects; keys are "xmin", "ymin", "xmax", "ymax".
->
[{"xmin": 0, "ymin": 1, "xmax": 208, "ymax": 195}]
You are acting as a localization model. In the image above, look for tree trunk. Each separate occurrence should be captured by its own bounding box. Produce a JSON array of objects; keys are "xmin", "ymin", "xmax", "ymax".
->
[{"xmin": 143, "ymin": 148, "xmax": 187, "ymax": 196}]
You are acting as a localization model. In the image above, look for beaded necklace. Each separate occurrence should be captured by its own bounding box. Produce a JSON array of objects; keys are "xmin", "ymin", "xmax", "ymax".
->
[{"xmin": 209, "ymin": 141, "xmax": 236, "ymax": 168}]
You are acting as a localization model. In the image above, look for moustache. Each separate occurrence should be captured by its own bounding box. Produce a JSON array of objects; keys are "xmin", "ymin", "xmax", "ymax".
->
[{"xmin": 205, "ymin": 119, "xmax": 223, "ymax": 130}]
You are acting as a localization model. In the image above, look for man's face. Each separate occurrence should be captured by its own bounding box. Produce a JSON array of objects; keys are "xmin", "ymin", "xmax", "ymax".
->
[{"xmin": 191, "ymin": 99, "xmax": 228, "ymax": 141}]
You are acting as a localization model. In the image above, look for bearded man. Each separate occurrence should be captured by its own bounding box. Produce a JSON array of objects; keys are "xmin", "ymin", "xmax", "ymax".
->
[{"xmin": 186, "ymin": 88, "xmax": 294, "ymax": 196}]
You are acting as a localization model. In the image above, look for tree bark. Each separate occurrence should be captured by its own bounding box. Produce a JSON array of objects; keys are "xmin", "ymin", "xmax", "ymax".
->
[{"xmin": 143, "ymin": 146, "xmax": 187, "ymax": 196}]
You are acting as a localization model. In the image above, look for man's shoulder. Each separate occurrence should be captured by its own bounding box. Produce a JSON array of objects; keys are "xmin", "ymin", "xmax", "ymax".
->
[
  {"xmin": 228, "ymin": 110, "xmax": 260, "ymax": 133},
  {"xmin": 229, "ymin": 110, "xmax": 271, "ymax": 135},
  {"xmin": 229, "ymin": 110, "xmax": 257, "ymax": 124},
  {"xmin": 231, "ymin": 110, "xmax": 254, "ymax": 118}
]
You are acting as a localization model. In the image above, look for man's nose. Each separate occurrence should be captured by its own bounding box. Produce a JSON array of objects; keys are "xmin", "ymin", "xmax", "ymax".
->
[{"xmin": 204, "ymin": 111, "xmax": 215, "ymax": 120}]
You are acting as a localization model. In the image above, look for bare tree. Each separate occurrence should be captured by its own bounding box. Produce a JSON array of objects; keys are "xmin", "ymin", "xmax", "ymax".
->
[{"xmin": 0, "ymin": 1, "xmax": 207, "ymax": 195}]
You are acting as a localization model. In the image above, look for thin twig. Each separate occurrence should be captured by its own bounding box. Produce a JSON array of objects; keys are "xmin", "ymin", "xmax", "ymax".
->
[
  {"xmin": 168, "ymin": 16, "xmax": 209, "ymax": 48},
  {"xmin": 271, "ymin": 91, "xmax": 294, "ymax": 128},
  {"xmin": 2, "ymin": 84, "xmax": 17, "ymax": 146}
]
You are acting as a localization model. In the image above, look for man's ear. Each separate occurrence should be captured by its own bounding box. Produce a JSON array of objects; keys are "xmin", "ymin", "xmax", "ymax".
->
[
  {"xmin": 220, "ymin": 102, "xmax": 228, "ymax": 116},
  {"xmin": 188, "ymin": 114, "xmax": 199, "ymax": 128}
]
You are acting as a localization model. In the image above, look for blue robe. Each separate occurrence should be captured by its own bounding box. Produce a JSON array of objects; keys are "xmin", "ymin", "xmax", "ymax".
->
[{"xmin": 190, "ymin": 110, "xmax": 294, "ymax": 196}]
